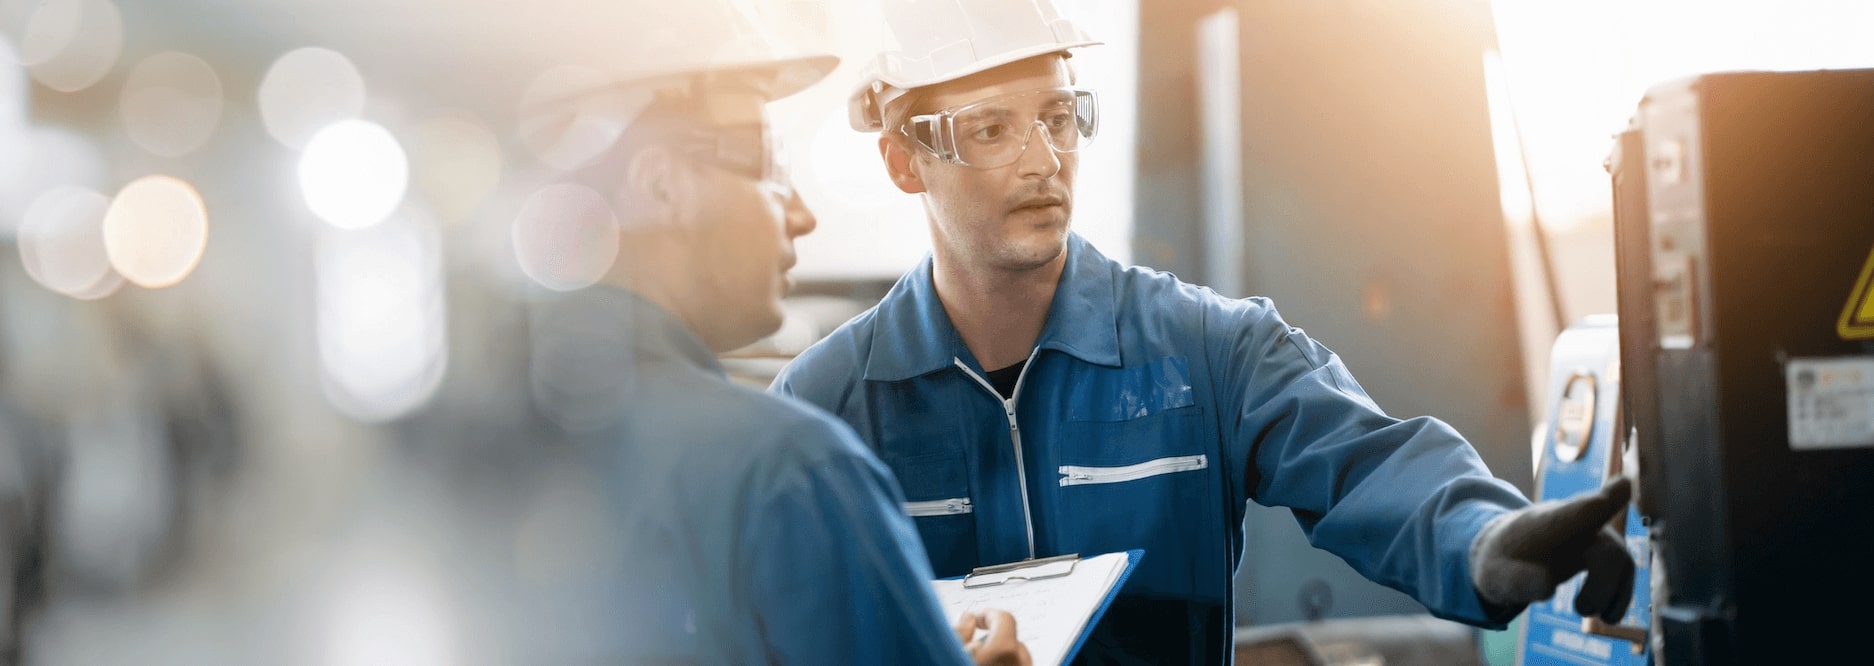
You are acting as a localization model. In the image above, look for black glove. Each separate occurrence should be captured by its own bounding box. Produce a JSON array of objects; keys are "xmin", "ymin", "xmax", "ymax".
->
[{"xmin": 1469, "ymin": 477, "xmax": 1636, "ymax": 622}]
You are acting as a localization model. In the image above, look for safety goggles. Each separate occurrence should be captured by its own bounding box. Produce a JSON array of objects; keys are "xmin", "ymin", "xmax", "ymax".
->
[
  {"xmin": 902, "ymin": 86, "xmax": 1098, "ymax": 169},
  {"xmin": 669, "ymin": 123, "xmax": 791, "ymax": 198}
]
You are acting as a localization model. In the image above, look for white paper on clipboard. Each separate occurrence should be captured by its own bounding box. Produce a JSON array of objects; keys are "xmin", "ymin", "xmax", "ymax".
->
[{"xmin": 930, "ymin": 551, "xmax": 1133, "ymax": 666}]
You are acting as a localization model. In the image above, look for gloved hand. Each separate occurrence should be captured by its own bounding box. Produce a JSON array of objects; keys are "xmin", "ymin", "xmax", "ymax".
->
[{"xmin": 1470, "ymin": 477, "xmax": 1636, "ymax": 622}]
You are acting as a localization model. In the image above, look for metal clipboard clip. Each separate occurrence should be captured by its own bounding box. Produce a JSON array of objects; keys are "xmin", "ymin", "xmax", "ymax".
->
[{"xmin": 961, "ymin": 553, "xmax": 1081, "ymax": 589}]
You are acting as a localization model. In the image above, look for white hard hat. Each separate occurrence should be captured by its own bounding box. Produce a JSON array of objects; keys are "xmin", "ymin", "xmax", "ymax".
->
[
  {"xmin": 848, "ymin": 0, "xmax": 1101, "ymax": 132},
  {"xmin": 519, "ymin": 1, "xmax": 839, "ymax": 170},
  {"xmin": 601, "ymin": 2, "xmax": 839, "ymax": 104}
]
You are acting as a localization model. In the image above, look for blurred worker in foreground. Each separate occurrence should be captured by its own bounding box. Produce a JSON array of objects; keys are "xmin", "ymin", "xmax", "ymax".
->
[
  {"xmin": 772, "ymin": 0, "xmax": 1634, "ymax": 662},
  {"xmin": 512, "ymin": 2, "xmax": 1030, "ymax": 663}
]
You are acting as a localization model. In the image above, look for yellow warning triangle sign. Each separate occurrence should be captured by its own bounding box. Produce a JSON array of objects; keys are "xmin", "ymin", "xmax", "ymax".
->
[{"xmin": 1842, "ymin": 243, "xmax": 1874, "ymax": 340}]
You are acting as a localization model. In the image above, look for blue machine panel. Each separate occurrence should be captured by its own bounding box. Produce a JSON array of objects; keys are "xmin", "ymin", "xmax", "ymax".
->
[{"xmin": 1518, "ymin": 317, "xmax": 1652, "ymax": 666}]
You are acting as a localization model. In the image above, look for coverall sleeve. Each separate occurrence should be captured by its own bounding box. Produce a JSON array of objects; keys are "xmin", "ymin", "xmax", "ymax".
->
[
  {"xmin": 738, "ymin": 416, "xmax": 974, "ymax": 665},
  {"xmin": 1212, "ymin": 298, "xmax": 1530, "ymax": 627}
]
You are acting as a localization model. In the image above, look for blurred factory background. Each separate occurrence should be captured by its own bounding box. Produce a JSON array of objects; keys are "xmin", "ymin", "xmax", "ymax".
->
[{"xmin": 2, "ymin": 0, "xmax": 1873, "ymax": 664}]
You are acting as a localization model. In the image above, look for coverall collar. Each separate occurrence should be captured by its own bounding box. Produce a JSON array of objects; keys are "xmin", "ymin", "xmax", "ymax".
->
[
  {"xmin": 863, "ymin": 232, "xmax": 1121, "ymax": 382},
  {"xmin": 615, "ymin": 286, "xmax": 727, "ymax": 377}
]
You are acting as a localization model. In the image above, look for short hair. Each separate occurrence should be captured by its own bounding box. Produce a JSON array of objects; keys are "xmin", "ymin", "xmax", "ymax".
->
[{"xmin": 881, "ymin": 87, "xmax": 927, "ymax": 138}]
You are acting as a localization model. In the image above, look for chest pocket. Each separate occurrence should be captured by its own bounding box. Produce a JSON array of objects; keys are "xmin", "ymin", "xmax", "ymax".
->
[
  {"xmin": 1059, "ymin": 355, "xmax": 1202, "ymax": 467},
  {"xmin": 1053, "ymin": 355, "xmax": 1223, "ymax": 597},
  {"xmin": 882, "ymin": 449, "xmax": 977, "ymax": 575},
  {"xmin": 1066, "ymin": 355, "xmax": 1195, "ymax": 423}
]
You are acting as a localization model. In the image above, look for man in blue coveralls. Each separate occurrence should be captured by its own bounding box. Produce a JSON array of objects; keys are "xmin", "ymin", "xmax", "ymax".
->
[
  {"xmin": 772, "ymin": 0, "xmax": 1636, "ymax": 663},
  {"xmin": 529, "ymin": 3, "xmax": 1032, "ymax": 663}
]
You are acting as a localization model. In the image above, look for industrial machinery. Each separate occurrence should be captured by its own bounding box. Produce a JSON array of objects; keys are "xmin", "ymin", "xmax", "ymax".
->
[
  {"xmin": 1573, "ymin": 67, "xmax": 1874, "ymax": 665},
  {"xmin": 1520, "ymin": 66, "xmax": 1874, "ymax": 666},
  {"xmin": 1517, "ymin": 317, "xmax": 1653, "ymax": 665}
]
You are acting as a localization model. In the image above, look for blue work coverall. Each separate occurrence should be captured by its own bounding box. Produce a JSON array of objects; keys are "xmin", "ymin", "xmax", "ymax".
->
[
  {"xmin": 772, "ymin": 233, "xmax": 1529, "ymax": 663},
  {"xmin": 544, "ymin": 289, "xmax": 971, "ymax": 664}
]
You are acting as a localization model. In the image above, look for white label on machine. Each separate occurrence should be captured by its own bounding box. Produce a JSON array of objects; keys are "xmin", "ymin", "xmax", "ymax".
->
[{"xmin": 1787, "ymin": 356, "xmax": 1874, "ymax": 450}]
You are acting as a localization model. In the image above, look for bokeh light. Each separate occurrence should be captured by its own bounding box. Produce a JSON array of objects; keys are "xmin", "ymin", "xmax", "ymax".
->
[
  {"xmin": 258, "ymin": 47, "xmax": 366, "ymax": 150},
  {"xmin": 0, "ymin": 125, "xmax": 107, "ymax": 238},
  {"xmin": 102, "ymin": 175, "xmax": 209, "ymax": 289},
  {"xmin": 16, "ymin": 186, "xmax": 116, "ymax": 298},
  {"xmin": 516, "ymin": 65, "xmax": 649, "ymax": 171},
  {"xmin": 316, "ymin": 210, "xmax": 447, "ymax": 423},
  {"xmin": 120, "ymin": 51, "xmax": 224, "ymax": 158},
  {"xmin": 510, "ymin": 183, "xmax": 618, "ymax": 292},
  {"xmin": 298, "ymin": 119, "xmax": 409, "ymax": 229},
  {"xmin": 16, "ymin": 0, "xmax": 122, "ymax": 93},
  {"xmin": 409, "ymin": 111, "xmax": 502, "ymax": 224},
  {"xmin": 65, "ymin": 268, "xmax": 124, "ymax": 300}
]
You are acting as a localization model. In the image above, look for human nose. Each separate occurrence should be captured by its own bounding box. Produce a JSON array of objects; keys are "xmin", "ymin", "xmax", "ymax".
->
[
  {"xmin": 1014, "ymin": 119, "xmax": 1061, "ymax": 178},
  {"xmin": 783, "ymin": 187, "xmax": 816, "ymax": 238}
]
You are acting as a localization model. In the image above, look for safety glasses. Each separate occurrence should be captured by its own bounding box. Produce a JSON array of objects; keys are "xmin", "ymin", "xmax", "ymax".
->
[
  {"xmin": 670, "ymin": 123, "xmax": 791, "ymax": 198},
  {"xmin": 902, "ymin": 86, "xmax": 1098, "ymax": 169}
]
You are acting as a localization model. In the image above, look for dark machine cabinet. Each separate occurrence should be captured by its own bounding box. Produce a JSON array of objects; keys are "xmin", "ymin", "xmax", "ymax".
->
[{"xmin": 1612, "ymin": 69, "xmax": 1874, "ymax": 664}]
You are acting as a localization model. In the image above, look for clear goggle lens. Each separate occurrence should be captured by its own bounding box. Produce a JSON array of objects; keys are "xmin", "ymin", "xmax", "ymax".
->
[
  {"xmin": 675, "ymin": 124, "xmax": 794, "ymax": 199},
  {"xmin": 905, "ymin": 87, "xmax": 1098, "ymax": 169}
]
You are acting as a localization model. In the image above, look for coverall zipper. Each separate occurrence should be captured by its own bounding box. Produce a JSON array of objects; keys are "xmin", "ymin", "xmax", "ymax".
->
[
  {"xmin": 953, "ymin": 348, "xmax": 1041, "ymax": 560},
  {"xmin": 903, "ymin": 497, "xmax": 973, "ymax": 516},
  {"xmin": 1059, "ymin": 454, "xmax": 1210, "ymax": 486}
]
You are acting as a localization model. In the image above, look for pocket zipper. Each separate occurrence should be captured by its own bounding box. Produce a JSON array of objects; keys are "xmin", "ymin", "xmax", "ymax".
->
[
  {"xmin": 1058, "ymin": 454, "xmax": 1209, "ymax": 487},
  {"xmin": 903, "ymin": 497, "xmax": 973, "ymax": 517}
]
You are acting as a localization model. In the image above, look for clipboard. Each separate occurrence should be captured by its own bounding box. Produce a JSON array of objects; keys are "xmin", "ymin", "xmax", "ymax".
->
[
  {"xmin": 963, "ymin": 552, "xmax": 1083, "ymax": 588},
  {"xmin": 932, "ymin": 549, "xmax": 1143, "ymax": 666}
]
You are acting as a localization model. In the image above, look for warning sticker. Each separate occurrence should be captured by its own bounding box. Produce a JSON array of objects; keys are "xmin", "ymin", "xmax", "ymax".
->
[
  {"xmin": 1788, "ymin": 357, "xmax": 1874, "ymax": 450},
  {"xmin": 1840, "ymin": 244, "xmax": 1874, "ymax": 340}
]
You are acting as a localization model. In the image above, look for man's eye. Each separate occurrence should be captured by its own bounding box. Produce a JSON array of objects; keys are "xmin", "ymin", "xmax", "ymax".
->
[{"xmin": 970, "ymin": 123, "xmax": 1008, "ymax": 142}]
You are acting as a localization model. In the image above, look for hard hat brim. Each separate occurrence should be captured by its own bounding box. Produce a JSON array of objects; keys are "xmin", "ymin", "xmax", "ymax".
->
[
  {"xmin": 847, "ymin": 39, "xmax": 1100, "ymax": 131},
  {"xmin": 660, "ymin": 53, "xmax": 841, "ymax": 101},
  {"xmin": 546, "ymin": 54, "xmax": 840, "ymax": 109}
]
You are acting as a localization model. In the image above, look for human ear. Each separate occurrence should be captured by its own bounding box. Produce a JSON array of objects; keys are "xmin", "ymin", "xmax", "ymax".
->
[
  {"xmin": 621, "ymin": 146, "xmax": 695, "ymax": 226},
  {"xmin": 879, "ymin": 136, "xmax": 926, "ymax": 195}
]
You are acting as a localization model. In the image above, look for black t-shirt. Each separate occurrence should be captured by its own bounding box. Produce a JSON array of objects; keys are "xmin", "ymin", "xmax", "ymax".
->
[{"xmin": 985, "ymin": 359, "xmax": 1026, "ymax": 400}]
